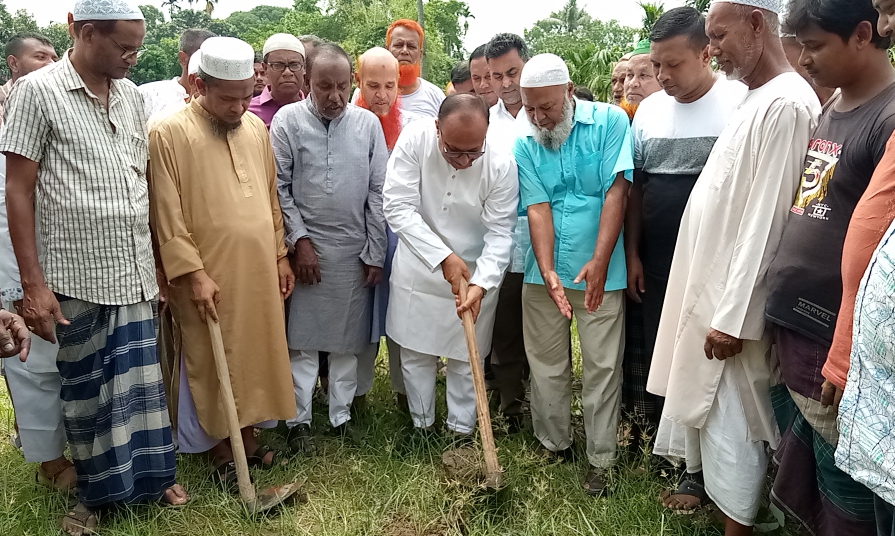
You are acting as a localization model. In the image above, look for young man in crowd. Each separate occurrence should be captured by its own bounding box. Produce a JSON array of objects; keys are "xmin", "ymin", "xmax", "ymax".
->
[
  {"xmin": 646, "ymin": 1, "xmax": 820, "ymax": 534},
  {"xmin": 469, "ymin": 43, "xmax": 499, "ymax": 107},
  {"xmin": 625, "ymin": 7, "xmax": 747, "ymax": 505},
  {"xmin": 764, "ymin": 1, "xmax": 895, "ymax": 533}
]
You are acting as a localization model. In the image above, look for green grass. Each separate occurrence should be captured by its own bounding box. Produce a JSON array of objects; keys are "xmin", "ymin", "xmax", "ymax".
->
[{"xmin": 0, "ymin": 342, "xmax": 792, "ymax": 536}]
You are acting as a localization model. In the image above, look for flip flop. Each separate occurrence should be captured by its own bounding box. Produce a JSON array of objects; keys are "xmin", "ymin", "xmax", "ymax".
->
[
  {"xmin": 210, "ymin": 461, "xmax": 244, "ymax": 492},
  {"xmin": 246, "ymin": 445, "xmax": 281, "ymax": 470},
  {"xmin": 659, "ymin": 471, "xmax": 708, "ymax": 515},
  {"xmin": 61, "ymin": 503, "xmax": 99, "ymax": 536},
  {"xmin": 36, "ymin": 460, "xmax": 77, "ymax": 496}
]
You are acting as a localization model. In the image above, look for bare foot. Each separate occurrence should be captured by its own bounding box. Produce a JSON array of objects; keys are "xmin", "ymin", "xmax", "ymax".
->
[
  {"xmin": 61, "ymin": 503, "xmax": 97, "ymax": 536},
  {"xmin": 161, "ymin": 483, "xmax": 190, "ymax": 506},
  {"xmin": 660, "ymin": 489, "xmax": 702, "ymax": 513}
]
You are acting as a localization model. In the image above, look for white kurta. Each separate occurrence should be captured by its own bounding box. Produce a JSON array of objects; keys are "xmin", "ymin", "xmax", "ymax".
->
[
  {"xmin": 384, "ymin": 121, "xmax": 519, "ymax": 361},
  {"xmin": 646, "ymin": 73, "xmax": 820, "ymax": 445}
]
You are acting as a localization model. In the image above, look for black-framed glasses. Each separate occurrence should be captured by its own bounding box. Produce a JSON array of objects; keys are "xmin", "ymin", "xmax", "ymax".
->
[
  {"xmin": 442, "ymin": 145, "xmax": 485, "ymax": 160},
  {"xmin": 108, "ymin": 35, "xmax": 145, "ymax": 61},
  {"xmin": 267, "ymin": 61, "xmax": 305, "ymax": 72}
]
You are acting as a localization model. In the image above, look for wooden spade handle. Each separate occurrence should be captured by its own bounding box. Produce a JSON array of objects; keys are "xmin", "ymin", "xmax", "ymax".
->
[
  {"xmin": 459, "ymin": 279, "xmax": 502, "ymax": 486},
  {"xmin": 207, "ymin": 319, "xmax": 256, "ymax": 504}
]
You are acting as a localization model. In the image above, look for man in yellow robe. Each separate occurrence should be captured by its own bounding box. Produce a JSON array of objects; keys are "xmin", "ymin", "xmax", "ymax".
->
[{"xmin": 149, "ymin": 36, "xmax": 296, "ymax": 486}]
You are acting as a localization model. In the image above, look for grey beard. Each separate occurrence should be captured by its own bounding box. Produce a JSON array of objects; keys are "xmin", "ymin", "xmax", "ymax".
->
[
  {"xmin": 532, "ymin": 97, "xmax": 575, "ymax": 151},
  {"xmin": 208, "ymin": 116, "xmax": 242, "ymax": 138}
]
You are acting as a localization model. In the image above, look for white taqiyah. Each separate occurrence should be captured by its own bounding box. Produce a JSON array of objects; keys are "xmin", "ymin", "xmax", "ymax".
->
[
  {"xmin": 262, "ymin": 33, "xmax": 306, "ymax": 59},
  {"xmin": 198, "ymin": 37, "xmax": 255, "ymax": 81},
  {"xmin": 72, "ymin": 0, "xmax": 144, "ymax": 21},
  {"xmin": 188, "ymin": 50, "xmax": 201, "ymax": 75},
  {"xmin": 520, "ymin": 53, "xmax": 570, "ymax": 89},
  {"xmin": 711, "ymin": 0, "xmax": 782, "ymax": 14}
]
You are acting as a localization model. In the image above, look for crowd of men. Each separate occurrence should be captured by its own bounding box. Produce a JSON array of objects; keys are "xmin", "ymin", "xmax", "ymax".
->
[{"xmin": 5, "ymin": 0, "xmax": 895, "ymax": 535}]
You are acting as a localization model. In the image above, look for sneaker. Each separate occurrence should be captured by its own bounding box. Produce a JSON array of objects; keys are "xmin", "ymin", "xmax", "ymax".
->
[{"xmin": 286, "ymin": 423, "xmax": 315, "ymax": 456}]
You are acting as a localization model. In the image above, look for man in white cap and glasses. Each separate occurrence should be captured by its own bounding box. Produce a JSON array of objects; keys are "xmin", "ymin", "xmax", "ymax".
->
[
  {"xmin": 644, "ymin": 0, "xmax": 820, "ymax": 533},
  {"xmin": 249, "ymin": 32, "xmax": 306, "ymax": 128},
  {"xmin": 516, "ymin": 53, "xmax": 632, "ymax": 497},
  {"xmin": 149, "ymin": 35, "xmax": 297, "ymax": 488},
  {"xmin": 1, "ymin": 0, "xmax": 188, "ymax": 533},
  {"xmin": 383, "ymin": 93, "xmax": 518, "ymax": 439}
]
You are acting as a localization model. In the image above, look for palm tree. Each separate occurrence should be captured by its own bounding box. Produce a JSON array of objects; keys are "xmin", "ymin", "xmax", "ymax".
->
[
  {"xmin": 561, "ymin": 0, "xmax": 584, "ymax": 33},
  {"xmin": 638, "ymin": 1, "xmax": 665, "ymax": 36},
  {"xmin": 685, "ymin": 0, "xmax": 711, "ymax": 13}
]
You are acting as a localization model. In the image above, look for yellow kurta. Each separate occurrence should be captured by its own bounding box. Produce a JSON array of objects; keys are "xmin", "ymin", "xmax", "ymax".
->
[{"xmin": 149, "ymin": 100, "xmax": 295, "ymax": 439}]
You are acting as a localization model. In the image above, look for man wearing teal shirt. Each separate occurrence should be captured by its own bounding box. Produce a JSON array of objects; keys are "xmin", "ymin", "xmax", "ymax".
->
[{"xmin": 515, "ymin": 54, "xmax": 633, "ymax": 497}]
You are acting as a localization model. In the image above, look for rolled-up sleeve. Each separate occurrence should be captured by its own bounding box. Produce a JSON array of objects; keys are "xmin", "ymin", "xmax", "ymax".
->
[
  {"xmin": 514, "ymin": 138, "xmax": 549, "ymax": 208},
  {"xmin": 270, "ymin": 112, "xmax": 308, "ymax": 250}
]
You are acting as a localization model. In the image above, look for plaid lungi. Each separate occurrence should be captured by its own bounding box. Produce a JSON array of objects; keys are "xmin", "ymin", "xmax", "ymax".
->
[
  {"xmin": 55, "ymin": 296, "xmax": 176, "ymax": 508},
  {"xmin": 622, "ymin": 299, "xmax": 658, "ymax": 427},
  {"xmin": 771, "ymin": 386, "xmax": 876, "ymax": 536}
]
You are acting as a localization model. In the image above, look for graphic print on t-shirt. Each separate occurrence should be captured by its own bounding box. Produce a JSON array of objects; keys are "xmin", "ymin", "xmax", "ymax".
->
[{"xmin": 791, "ymin": 138, "xmax": 841, "ymax": 220}]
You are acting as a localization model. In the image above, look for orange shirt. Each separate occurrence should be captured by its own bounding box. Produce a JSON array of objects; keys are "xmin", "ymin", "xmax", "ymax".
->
[{"xmin": 825, "ymin": 131, "xmax": 895, "ymax": 388}]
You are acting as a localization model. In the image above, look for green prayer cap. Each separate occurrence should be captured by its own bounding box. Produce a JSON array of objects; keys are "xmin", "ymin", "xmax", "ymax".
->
[{"xmin": 630, "ymin": 39, "xmax": 651, "ymax": 57}]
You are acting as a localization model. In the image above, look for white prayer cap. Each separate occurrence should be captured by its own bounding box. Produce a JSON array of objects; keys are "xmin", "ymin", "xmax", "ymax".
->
[
  {"xmin": 188, "ymin": 50, "xmax": 201, "ymax": 75},
  {"xmin": 520, "ymin": 54, "xmax": 570, "ymax": 89},
  {"xmin": 262, "ymin": 33, "xmax": 305, "ymax": 59},
  {"xmin": 72, "ymin": 0, "xmax": 144, "ymax": 21},
  {"xmin": 198, "ymin": 37, "xmax": 255, "ymax": 81},
  {"xmin": 711, "ymin": 0, "xmax": 783, "ymax": 14}
]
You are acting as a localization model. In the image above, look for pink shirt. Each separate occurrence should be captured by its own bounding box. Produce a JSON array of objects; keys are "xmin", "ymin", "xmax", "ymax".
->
[{"xmin": 249, "ymin": 86, "xmax": 304, "ymax": 128}]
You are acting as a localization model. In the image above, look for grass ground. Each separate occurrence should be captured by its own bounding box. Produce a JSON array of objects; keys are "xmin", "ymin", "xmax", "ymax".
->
[{"xmin": 0, "ymin": 342, "xmax": 794, "ymax": 536}]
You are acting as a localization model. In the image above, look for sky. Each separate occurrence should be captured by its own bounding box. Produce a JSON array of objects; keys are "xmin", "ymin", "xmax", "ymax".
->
[{"xmin": 5, "ymin": 0, "xmax": 687, "ymax": 48}]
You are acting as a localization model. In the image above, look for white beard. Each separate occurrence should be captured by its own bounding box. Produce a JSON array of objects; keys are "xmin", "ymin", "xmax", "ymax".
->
[{"xmin": 532, "ymin": 97, "xmax": 575, "ymax": 151}]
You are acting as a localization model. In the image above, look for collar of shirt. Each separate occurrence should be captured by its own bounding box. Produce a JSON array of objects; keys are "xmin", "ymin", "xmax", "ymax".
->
[{"xmin": 58, "ymin": 50, "xmax": 129, "ymax": 104}]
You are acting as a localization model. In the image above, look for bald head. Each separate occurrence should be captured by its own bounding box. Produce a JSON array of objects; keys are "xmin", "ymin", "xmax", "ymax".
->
[
  {"xmin": 357, "ymin": 47, "xmax": 400, "ymax": 116},
  {"xmin": 436, "ymin": 94, "xmax": 490, "ymax": 170}
]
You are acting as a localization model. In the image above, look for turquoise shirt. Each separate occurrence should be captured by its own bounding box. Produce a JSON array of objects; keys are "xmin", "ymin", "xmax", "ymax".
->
[{"xmin": 514, "ymin": 99, "xmax": 634, "ymax": 292}]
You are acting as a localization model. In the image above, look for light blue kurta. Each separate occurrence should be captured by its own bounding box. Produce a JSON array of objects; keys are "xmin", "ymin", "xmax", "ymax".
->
[{"xmin": 272, "ymin": 100, "xmax": 388, "ymax": 354}]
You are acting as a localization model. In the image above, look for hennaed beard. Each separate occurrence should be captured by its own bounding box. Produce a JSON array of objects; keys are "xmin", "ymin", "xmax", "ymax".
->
[
  {"xmin": 532, "ymin": 97, "xmax": 575, "ymax": 151},
  {"xmin": 208, "ymin": 115, "xmax": 243, "ymax": 138},
  {"xmin": 398, "ymin": 63, "xmax": 421, "ymax": 87},
  {"xmin": 356, "ymin": 92, "xmax": 403, "ymax": 150}
]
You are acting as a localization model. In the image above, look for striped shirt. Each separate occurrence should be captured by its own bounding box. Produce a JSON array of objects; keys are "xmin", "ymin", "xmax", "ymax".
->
[{"xmin": 0, "ymin": 51, "xmax": 157, "ymax": 305}]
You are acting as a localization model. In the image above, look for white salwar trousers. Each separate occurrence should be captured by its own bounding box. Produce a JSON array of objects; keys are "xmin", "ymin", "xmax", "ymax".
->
[
  {"xmin": 288, "ymin": 347, "xmax": 373, "ymax": 428},
  {"xmin": 400, "ymin": 348, "xmax": 477, "ymax": 434},
  {"xmin": 3, "ymin": 333, "xmax": 66, "ymax": 463},
  {"xmin": 653, "ymin": 360, "xmax": 768, "ymax": 526}
]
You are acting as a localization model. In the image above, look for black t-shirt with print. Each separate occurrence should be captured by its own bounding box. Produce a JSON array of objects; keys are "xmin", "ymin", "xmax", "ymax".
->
[{"xmin": 766, "ymin": 83, "xmax": 895, "ymax": 345}]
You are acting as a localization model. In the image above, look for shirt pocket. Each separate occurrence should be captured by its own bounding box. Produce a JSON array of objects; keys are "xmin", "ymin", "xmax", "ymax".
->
[
  {"xmin": 531, "ymin": 161, "xmax": 564, "ymax": 201},
  {"xmin": 129, "ymin": 132, "xmax": 149, "ymax": 177},
  {"xmin": 576, "ymin": 149, "xmax": 604, "ymax": 198}
]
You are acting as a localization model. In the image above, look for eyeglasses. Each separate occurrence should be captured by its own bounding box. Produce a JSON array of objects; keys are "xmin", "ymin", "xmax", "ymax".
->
[
  {"xmin": 267, "ymin": 62, "xmax": 305, "ymax": 72},
  {"xmin": 441, "ymin": 145, "xmax": 485, "ymax": 160},
  {"xmin": 108, "ymin": 35, "xmax": 145, "ymax": 61}
]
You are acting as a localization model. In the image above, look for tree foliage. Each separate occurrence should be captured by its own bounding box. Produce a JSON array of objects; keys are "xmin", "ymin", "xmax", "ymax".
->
[
  {"xmin": 685, "ymin": 0, "xmax": 711, "ymax": 13},
  {"xmin": 638, "ymin": 1, "xmax": 665, "ymax": 36},
  {"xmin": 524, "ymin": 0, "xmax": 637, "ymax": 103},
  {"xmin": 0, "ymin": 1, "xmax": 71, "ymax": 81}
]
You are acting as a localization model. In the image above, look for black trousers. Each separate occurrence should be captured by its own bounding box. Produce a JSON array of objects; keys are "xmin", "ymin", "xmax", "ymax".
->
[
  {"xmin": 490, "ymin": 272, "xmax": 529, "ymax": 417},
  {"xmin": 876, "ymin": 494, "xmax": 895, "ymax": 536}
]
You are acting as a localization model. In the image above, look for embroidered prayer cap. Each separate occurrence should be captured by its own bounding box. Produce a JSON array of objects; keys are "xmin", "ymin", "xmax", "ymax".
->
[
  {"xmin": 262, "ymin": 33, "xmax": 306, "ymax": 59},
  {"xmin": 72, "ymin": 0, "xmax": 144, "ymax": 21},
  {"xmin": 711, "ymin": 0, "xmax": 783, "ymax": 14},
  {"xmin": 188, "ymin": 50, "xmax": 201, "ymax": 75},
  {"xmin": 630, "ymin": 39, "xmax": 651, "ymax": 57},
  {"xmin": 520, "ymin": 53, "xmax": 570, "ymax": 89},
  {"xmin": 199, "ymin": 37, "xmax": 255, "ymax": 81}
]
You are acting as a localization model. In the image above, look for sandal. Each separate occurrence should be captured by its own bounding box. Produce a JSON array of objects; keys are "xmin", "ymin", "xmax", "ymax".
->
[
  {"xmin": 61, "ymin": 503, "xmax": 98, "ymax": 536},
  {"xmin": 210, "ymin": 461, "xmax": 244, "ymax": 492},
  {"xmin": 36, "ymin": 459, "xmax": 78, "ymax": 496},
  {"xmin": 660, "ymin": 471, "xmax": 707, "ymax": 514},
  {"xmin": 246, "ymin": 445, "xmax": 280, "ymax": 469}
]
